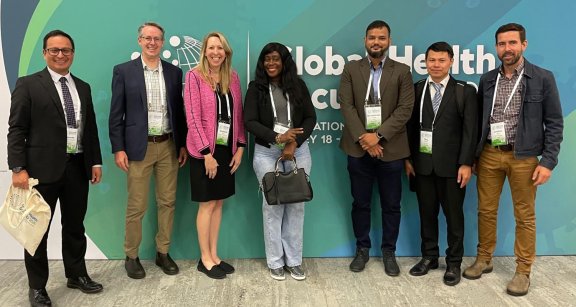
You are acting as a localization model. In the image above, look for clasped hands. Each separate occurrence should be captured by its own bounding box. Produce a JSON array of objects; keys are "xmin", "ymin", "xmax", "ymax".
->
[
  {"xmin": 277, "ymin": 128, "xmax": 303, "ymax": 161},
  {"xmin": 359, "ymin": 132, "xmax": 383, "ymax": 158}
]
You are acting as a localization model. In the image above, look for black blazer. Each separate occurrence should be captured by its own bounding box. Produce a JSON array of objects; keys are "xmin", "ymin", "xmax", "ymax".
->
[
  {"xmin": 407, "ymin": 77, "xmax": 477, "ymax": 177},
  {"xmin": 244, "ymin": 79, "xmax": 316, "ymax": 147},
  {"xmin": 7, "ymin": 68, "xmax": 102, "ymax": 183},
  {"xmin": 108, "ymin": 57, "xmax": 186, "ymax": 161}
]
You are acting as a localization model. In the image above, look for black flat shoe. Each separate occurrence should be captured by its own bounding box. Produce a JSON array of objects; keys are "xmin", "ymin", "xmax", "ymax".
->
[
  {"xmin": 197, "ymin": 260, "xmax": 226, "ymax": 279},
  {"xmin": 217, "ymin": 260, "xmax": 235, "ymax": 274},
  {"xmin": 156, "ymin": 252, "xmax": 179, "ymax": 275},
  {"xmin": 409, "ymin": 258, "xmax": 439, "ymax": 276},
  {"xmin": 67, "ymin": 276, "xmax": 103, "ymax": 293},
  {"xmin": 29, "ymin": 288, "xmax": 51, "ymax": 307}
]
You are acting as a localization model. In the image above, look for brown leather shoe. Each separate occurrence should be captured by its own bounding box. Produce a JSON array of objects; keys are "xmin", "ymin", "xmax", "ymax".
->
[
  {"xmin": 507, "ymin": 273, "xmax": 530, "ymax": 296},
  {"xmin": 463, "ymin": 259, "xmax": 493, "ymax": 280}
]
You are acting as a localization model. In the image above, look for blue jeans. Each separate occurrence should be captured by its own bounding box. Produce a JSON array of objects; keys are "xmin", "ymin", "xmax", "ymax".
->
[{"xmin": 253, "ymin": 142, "xmax": 312, "ymax": 269}]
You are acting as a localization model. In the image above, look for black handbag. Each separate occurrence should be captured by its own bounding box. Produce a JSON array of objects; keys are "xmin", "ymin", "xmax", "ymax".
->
[{"xmin": 262, "ymin": 157, "xmax": 313, "ymax": 205}]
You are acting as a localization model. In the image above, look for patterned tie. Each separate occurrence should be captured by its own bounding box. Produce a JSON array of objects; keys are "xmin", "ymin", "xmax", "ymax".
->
[
  {"xmin": 431, "ymin": 82, "xmax": 443, "ymax": 115},
  {"xmin": 60, "ymin": 77, "xmax": 77, "ymax": 128}
]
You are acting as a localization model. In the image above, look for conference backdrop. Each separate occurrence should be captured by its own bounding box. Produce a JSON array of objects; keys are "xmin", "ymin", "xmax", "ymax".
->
[{"xmin": 0, "ymin": 0, "xmax": 574, "ymax": 260}]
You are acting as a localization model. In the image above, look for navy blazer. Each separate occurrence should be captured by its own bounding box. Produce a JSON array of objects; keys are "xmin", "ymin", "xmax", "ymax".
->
[
  {"xmin": 8, "ymin": 68, "xmax": 102, "ymax": 183},
  {"xmin": 109, "ymin": 57, "xmax": 186, "ymax": 161},
  {"xmin": 476, "ymin": 59, "xmax": 563, "ymax": 170}
]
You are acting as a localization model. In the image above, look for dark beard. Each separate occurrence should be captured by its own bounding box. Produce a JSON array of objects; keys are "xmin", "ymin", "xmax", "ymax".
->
[{"xmin": 367, "ymin": 48, "xmax": 386, "ymax": 59}]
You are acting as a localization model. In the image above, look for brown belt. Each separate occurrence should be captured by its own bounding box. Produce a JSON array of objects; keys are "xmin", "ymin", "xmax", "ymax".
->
[
  {"xmin": 147, "ymin": 133, "xmax": 171, "ymax": 143},
  {"xmin": 488, "ymin": 141, "xmax": 514, "ymax": 152}
]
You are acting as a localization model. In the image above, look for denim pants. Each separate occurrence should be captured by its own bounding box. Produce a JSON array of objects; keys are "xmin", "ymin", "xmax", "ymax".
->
[{"xmin": 253, "ymin": 142, "xmax": 312, "ymax": 269}]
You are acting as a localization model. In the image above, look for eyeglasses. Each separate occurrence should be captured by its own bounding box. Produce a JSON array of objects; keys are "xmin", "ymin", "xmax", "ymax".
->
[
  {"xmin": 45, "ymin": 48, "xmax": 74, "ymax": 56},
  {"xmin": 140, "ymin": 36, "xmax": 164, "ymax": 43}
]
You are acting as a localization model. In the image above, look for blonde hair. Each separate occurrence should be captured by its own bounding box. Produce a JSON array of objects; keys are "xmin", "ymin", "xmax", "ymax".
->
[{"xmin": 196, "ymin": 32, "xmax": 233, "ymax": 94}]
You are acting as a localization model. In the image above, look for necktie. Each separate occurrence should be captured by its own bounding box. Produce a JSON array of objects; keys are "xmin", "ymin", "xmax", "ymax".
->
[
  {"xmin": 431, "ymin": 82, "xmax": 443, "ymax": 115},
  {"xmin": 60, "ymin": 77, "xmax": 77, "ymax": 128}
]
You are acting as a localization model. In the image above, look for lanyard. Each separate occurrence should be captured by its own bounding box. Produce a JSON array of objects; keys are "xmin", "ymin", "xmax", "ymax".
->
[
  {"xmin": 418, "ymin": 76, "xmax": 442, "ymax": 129},
  {"xmin": 269, "ymin": 84, "xmax": 291, "ymax": 125},
  {"xmin": 490, "ymin": 69, "xmax": 523, "ymax": 118},
  {"xmin": 364, "ymin": 65, "xmax": 382, "ymax": 105},
  {"xmin": 216, "ymin": 91, "xmax": 231, "ymax": 121}
]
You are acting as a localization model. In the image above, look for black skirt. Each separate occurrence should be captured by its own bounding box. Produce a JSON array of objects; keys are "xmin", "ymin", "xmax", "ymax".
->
[{"xmin": 189, "ymin": 145, "xmax": 235, "ymax": 202}]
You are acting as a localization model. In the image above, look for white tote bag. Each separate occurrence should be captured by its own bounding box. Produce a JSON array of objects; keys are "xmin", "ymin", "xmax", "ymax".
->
[{"xmin": 0, "ymin": 178, "xmax": 51, "ymax": 256}]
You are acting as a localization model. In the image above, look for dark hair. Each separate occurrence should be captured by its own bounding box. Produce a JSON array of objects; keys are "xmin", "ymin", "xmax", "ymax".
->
[
  {"xmin": 425, "ymin": 41, "xmax": 454, "ymax": 59},
  {"xmin": 495, "ymin": 23, "xmax": 526, "ymax": 43},
  {"xmin": 366, "ymin": 20, "xmax": 391, "ymax": 36},
  {"xmin": 254, "ymin": 42, "xmax": 305, "ymax": 106},
  {"xmin": 43, "ymin": 30, "xmax": 75, "ymax": 50}
]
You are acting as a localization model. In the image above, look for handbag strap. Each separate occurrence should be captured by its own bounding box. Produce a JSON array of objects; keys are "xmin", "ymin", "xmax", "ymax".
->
[{"xmin": 274, "ymin": 157, "xmax": 299, "ymax": 175}]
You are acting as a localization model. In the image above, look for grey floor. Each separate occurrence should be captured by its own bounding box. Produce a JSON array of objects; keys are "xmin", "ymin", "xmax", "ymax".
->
[{"xmin": 0, "ymin": 256, "xmax": 574, "ymax": 306}]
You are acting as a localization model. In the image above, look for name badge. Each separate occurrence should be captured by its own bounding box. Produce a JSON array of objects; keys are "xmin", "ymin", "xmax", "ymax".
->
[
  {"xmin": 216, "ymin": 121, "xmax": 231, "ymax": 145},
  {"xmin": 419, "ymin": 130, "xmax": 433, "ymax": 154},
  {"xmin": 67, "ymin": 127, "xmax": 79, "ymax": 153},
  {"xmin": 273, "ymin": 123, "xmax": 290, "ymax": 134},
  {"xmin": 148, "ymin": 111, "xmax": 163, "ymax": 135},
  {"xmin": 364, "ymin": 105, "xmax": 381, "ymax": 130},
  {"xmin": 490, "ymin": 122, "xmax": 507, "ymax": 146}
]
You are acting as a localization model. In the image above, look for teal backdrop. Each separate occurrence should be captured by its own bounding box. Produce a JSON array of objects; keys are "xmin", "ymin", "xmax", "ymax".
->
[{"xmin": 5, "ymin": 0, "xmax": 575, "ymax": 259}]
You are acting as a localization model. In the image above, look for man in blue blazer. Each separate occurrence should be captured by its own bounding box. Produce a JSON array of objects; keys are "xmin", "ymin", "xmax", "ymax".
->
[{"xmin": 109, "ymin": 22, "xmax": 188, "ymax": 279}]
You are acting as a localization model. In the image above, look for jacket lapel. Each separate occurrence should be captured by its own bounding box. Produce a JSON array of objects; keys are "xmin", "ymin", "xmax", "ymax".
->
[
  {"xmin": 379, "ymin": 58, "xmax": 393, "ymax": 99},
  {"xmin": 39, "ymin": 68, "xmax": 66, "ymax": 123},
  {"xmin": 434, "ymin": 78, "xmax": 455, "ymax": 120},
  {"xmin": 133, "ymin": 58, "xmax": 147, "ymax": 108}
]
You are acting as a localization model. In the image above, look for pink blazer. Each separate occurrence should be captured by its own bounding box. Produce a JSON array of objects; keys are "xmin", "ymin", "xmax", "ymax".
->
[{"xmin": 184, "ymin": 69, "xmax": 246, "ymax": 159}]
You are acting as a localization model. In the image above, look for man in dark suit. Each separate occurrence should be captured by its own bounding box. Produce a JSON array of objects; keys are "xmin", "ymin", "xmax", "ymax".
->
[
  {"xmin": 405, "ymin": 42, "xmax": 477, "ymax": 286},
  {"xmin": 8, "ymin": 30, "xmax": 103, "ymax": 307},
  {"xmin": 109, "ymin": 22, "xmax": 187, "ymax": 279},
  {"xmin": 338, "ymin": 20, "xmax": 414, "ymax": 276}
]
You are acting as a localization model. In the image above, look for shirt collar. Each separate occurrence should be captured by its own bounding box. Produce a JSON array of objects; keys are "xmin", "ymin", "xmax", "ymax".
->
[
  {"xmin": 141, "ymin": 57, "xmax": 163, "ymax": 72},
  {"xmin": 429, "ymin": 74, "xmax": 450, "ymax": 88},
  {"xmin": 47, "ymin": 66, "xmax": 71, "ymax": 83},
  {"xmin": 499, "ymin": 57, "xmax": 525, "ymax": 77},
  {"xmin": 368, "ymin": 56, "xmax": 386, "ymax": 70}
]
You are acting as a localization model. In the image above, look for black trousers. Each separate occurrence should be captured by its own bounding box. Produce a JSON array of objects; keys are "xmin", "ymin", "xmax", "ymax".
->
[
  {"xmin": 348, "ymin": 155, "xmax": 403, "ymax": 251},
  {"xmin": 25, "ymin": 154, "xmax": 89, "ymax": 289},
  {"xmin": 414, "ymin": 172, "xmax": 465, "ymax": 267}
]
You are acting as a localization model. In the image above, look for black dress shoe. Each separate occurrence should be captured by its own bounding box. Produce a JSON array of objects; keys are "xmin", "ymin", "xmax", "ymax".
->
[
  {"xmin": 67, "ymin": 276, "xmax": 103, "ymax": 293},
  {"xmin": 125, "ymin": 256, "xmax": 146, "ymax": 279},
  {"xmin": 155, "ymin": 252, "xmax": 179, "ymax": 275},
  {"xmin": 443, "ymin": 266, "xmax": 462, "ymax": 286},
  {"xmin": 349, "ymin": 247, "xmax": 370, "ymax": 272},
  {"xmin": 217, "ymin": 260, "xmax": 235, "ymax": 274},
  {"xmin": 382, "ymin": 251, "xmax": 400, "ymax": 276},
  {"xmin": 197, "ymin": 260, "xmax": 226, "ymax": 279},
  {"xmin": 29, "ymin": 288, "xmax": 51, "ymax": 307},
  {"xmin": 409, "ymin": 258, "xmax": 439, "ymax": 276}
]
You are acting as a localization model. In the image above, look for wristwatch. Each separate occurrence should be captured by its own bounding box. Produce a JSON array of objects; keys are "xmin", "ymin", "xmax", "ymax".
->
[
  {"xmin": 376, "ymin": 132, "xmax": 384, "ymax": 139},
  {"xmin": 12, "ymin": 167, "xmax": 25, "ymax": 173}
]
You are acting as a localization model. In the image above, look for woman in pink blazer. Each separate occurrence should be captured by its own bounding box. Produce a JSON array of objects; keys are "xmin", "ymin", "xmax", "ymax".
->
[{"xmin": 183, "ymin": 32, "xmax": 246, "ymax": 279}]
